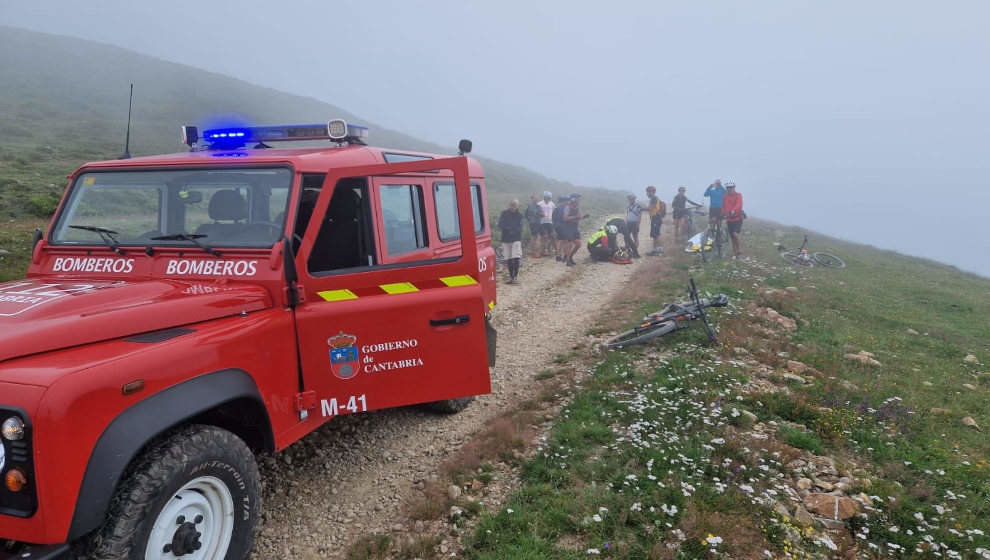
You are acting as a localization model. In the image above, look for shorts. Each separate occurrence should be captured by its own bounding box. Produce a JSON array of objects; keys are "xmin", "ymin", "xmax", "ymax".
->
[
  {"xmin": 726, "ymin": 220, "xmax": 742, "ymax": 234},
  {"xmin": 627, "ymin": 220, "xmax": 641, "ymax": 233},
  {"xmin": 709, "ymin": 207, "xmax": 722, "ymax": 219},
  {"xmin": 672, "ymin": 208, "xmax": 686, "ymax": 220},
  {"xmin": 539, "ymin": 223, "xmax": 554, "ymax": 236},
  {"xmin": 502, "ymin": 241, "xmax": 523, "ymax": 259},
  {"xmin": 560, "ymin": 224, "xmax": 580, "ymax": 241},
  {"xmin": 554, "ymin": 225, "xmax": 564, "ymax": 238},
  {"xmin": 650, "ymin": 215, "xmax": 662, "ymax": 238}
]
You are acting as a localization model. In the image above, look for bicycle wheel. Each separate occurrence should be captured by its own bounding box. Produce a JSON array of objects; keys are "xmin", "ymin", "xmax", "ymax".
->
[
  {"xmin": 606, "ymin": 320, "xmax": 678, "ymax": 349},
  {"xmin": 779, "ymin": 251, "xmax": 809, "ymax": 266},
  {"xmin": 813, "ymin": 252, "xmax": 846, "ymax": 268}
]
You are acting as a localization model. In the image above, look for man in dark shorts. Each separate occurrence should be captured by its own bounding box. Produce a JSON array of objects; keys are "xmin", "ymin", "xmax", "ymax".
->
[
  {"xmin": 704, "ymin": 180, "xmax": 726, "ymax": 224},
  {"xmin": 624, "ymin": 194, "xmax": 643, "ymax": 258},
  {"xmin": 524, "ymin": 194, "xmax": 542, "ymax": 239},
  {"xmin": 722, "ymin": 182, "xmax": 745, "ymax": 258},
  {"xmin": 552, "ymin": 194, "xmax": 569, "ymax": 261},
  {"xmin": 672, "ymin": 186, "xmax": 702, "ymax": 240},
  {"xmin": 645, "ymin": 186, "xmax": 666, "ymax": 256},
  {"xmin": 560, "ymin": 193, "xmax": 583, "ymax": 266}
]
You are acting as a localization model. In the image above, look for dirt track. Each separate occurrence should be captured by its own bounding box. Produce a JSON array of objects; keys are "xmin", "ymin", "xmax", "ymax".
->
[{"xmin": 251, "ymin": 236, "xmax": 664, "ymax": 559}]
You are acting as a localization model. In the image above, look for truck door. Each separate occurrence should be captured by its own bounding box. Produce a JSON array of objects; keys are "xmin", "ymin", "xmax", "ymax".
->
[{"xmin": 292, "ymin": 158, "xmax": 490, "ymax": 421}]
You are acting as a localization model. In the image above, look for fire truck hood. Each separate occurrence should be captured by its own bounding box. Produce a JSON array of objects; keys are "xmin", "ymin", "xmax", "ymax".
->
[{"xmin": 0, "ymin": 278, "xmax": 272, "ymax": 363}]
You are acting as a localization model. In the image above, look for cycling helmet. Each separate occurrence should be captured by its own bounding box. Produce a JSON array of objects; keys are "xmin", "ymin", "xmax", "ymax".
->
[
  {"xmin": 606, "ymin": 225, "xmax": 619, "ymax": 235},
  {"xmin": 612, "ymin": 248, "xmax": 633, "ymax": 264},
  {"xmin": 543, "ymin": 190, "xmax": 552, "ymax": 198},
  {"xmin": 725, "ymin": 182, "xmax": 736, "ymax": 188}
]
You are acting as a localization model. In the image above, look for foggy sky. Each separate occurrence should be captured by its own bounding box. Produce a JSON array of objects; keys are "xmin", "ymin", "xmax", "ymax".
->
[{"xmin": 3, "ymin": 0, "xmax": 989, "ymax": 276}]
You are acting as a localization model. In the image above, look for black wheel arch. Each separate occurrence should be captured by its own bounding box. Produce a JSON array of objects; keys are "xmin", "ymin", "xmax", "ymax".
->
[{"xmin": 67, "ymin": 369, "xmax": 274, "ymax": 541}]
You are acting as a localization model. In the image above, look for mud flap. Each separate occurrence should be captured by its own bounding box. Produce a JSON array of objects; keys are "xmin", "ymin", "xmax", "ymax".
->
[{"xmin": 485, "ymin": 317, "xmax": 497, "ymax": 367}]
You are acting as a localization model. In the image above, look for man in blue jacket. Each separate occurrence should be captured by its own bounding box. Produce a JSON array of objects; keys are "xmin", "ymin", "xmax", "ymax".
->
[{"xmin": 704, "ymin": 179, "xmax": 726, "ymax": 223}]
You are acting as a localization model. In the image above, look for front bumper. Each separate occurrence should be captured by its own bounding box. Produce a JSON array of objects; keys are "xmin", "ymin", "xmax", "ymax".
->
[{"xmin": 0, "ymin": 542, "xmax": 70, "ymax": 560}]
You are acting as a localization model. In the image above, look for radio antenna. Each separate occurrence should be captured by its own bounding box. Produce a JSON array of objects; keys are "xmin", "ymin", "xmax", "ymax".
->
[{"xmin": 120, "ymin": 83, "xmax": 134, "ymax": 159}]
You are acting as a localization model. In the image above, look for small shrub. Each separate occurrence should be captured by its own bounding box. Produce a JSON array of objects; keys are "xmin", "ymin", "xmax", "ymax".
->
[
  {"xmin": 346, "ymin": 534, "xmax": 393, "ymax": 560},
  {"xmin": 778, "ymin": 426, "xmax": 823, "ymax": 454},
  {"xmin": 27, "ymin": 194, "xmax": 59, "ymax": 217}
]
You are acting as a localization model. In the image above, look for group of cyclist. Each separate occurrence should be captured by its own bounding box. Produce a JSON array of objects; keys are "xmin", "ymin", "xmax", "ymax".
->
[{"xmin": 499, "ymin": 180, "xmax": 745, "ymax": 283}]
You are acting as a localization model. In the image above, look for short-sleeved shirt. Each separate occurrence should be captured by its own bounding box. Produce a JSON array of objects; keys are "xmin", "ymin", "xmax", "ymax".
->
[
  {"xmin": 646, "ymin": 196, "xmax": 666, "ymax": 218},
  {"xmin": 537, "ymin": 200, "xmax": 555, "ymax": 224},
  {"xmin": 626, "ymin": 202, "xmax": 643, "ymax": 223}
]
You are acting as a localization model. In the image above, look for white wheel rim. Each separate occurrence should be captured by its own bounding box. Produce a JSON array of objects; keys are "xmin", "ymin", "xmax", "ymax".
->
[{"xmin": 145, "ymin": 476, "xmax": 235, "ymax": 560}]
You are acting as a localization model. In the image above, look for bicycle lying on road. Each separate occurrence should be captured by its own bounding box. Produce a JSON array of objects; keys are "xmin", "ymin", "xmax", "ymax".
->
[
  {"xmin": 778, "ymin": 235, "xmax": 846, "ymax": 268},
  {"xmin": 606, "ymin": 279, "xmax": 729, "ymax": 349}
]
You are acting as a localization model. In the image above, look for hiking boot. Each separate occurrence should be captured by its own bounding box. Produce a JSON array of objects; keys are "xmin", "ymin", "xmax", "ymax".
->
[{"xmin": 555, "ymin": 255, "xmax": 562, "ymax": 262}]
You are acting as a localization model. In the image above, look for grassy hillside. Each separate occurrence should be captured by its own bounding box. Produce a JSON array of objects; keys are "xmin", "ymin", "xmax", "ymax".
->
[
  {"xmin": 0, "ymin": 26, "xmax": 620, "ymax": 221},
  {"xmin": 464, "ymin": 221, "xmax": 990, "ymax": 559}
]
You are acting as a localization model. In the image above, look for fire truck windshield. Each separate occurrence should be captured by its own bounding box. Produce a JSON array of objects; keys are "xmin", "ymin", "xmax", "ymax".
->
[{"xmin": 51, "ymin": 167, "xmax": 292, "ymax": 249}]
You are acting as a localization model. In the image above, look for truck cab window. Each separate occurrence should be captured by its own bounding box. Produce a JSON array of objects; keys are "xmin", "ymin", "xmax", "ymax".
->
[
  {"xmin": 380, "ymin": 184, "xmax": 428, "ymax": 256},
  {"xmin": 307, "ymin": 178, "xmax": 376, "ymax": 273}
]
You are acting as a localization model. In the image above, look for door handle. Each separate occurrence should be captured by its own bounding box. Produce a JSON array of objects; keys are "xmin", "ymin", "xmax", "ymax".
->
[{"xmin": 430, "ymin": 314, "xmax": 471, "ymax": 327}]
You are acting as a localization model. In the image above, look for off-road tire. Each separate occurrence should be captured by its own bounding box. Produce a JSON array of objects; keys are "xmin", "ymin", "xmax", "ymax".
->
[
  {"xmin": 87, "ymin": 425, "xmax": 262, "ymax": 560},
  {"xmin": 813, "ymin": 251, "xmax": 847, "ymax": 268},
  {"xmin": 425, "ymin": 396, "xmax": 474, "ymax": 414}
]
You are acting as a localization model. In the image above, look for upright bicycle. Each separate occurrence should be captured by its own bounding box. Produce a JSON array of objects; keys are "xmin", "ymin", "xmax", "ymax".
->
[{"xmin": 606, "ymin": 279, "xmax": 729, "ymax": 348}]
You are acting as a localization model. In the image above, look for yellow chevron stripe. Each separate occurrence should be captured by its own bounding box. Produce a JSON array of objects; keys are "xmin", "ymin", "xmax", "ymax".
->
[
  {"xmin": 317, "ymin": 289, "xmax": 358, "ymax": 302},
  {"xmin": 488, "ymin": 301, "xmax": 495, "ymax": 310},
  {"xmin": 440, "ymin": 274, "xmax": 478, "ymax": 287},
  {"xmin": 380, "ymin": 282, "xmax": 420, "ymax": 295}
]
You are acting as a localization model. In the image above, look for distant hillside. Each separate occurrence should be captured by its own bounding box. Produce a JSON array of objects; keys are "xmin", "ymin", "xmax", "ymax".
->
[{"xmin": 0, "ymin": 26, "xmax": 620, "ymax": 219}]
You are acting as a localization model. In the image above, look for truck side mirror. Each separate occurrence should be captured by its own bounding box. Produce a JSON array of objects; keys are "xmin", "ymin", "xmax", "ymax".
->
[{"xmin": 458, "ymin": 139, "xmax": 472, "ymax": 155}]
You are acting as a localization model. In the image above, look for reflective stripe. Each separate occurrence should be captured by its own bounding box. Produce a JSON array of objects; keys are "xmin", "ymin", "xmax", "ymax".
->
[
  {"xmin": 439, "ymin": 275, "xmax": 478, "ymax": 287},
  {"xmin": 317, "ymin": 289, "xmax": 358, "ymax": 302},
  {"xmin": 379, "ymin": 282, "xmax": 419, "ymax": 295},
  {"xmin": 488, "ymin": 301, "xmax": 495, "ymax": 310}
]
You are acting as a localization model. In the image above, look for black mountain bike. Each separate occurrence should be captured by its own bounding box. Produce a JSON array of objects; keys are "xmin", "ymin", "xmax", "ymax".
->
[
  {"xmin": 606, "ymin": 279, "xmax": 729, "ymax": 348},
  {"xmin": 697, "ymin": 216, "xmax": 726, "ymax": 263},
  {"xmin": 778, "ymin": 235, "xmax": 846, "ymax": 268}
]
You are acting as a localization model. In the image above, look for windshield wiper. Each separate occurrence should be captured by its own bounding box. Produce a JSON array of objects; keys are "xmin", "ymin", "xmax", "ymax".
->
[
  {"xmin": 68, "ymin": 225, "xmax": 126, "ymax": 255},
  {"xmin": 150, "ymin": 233, "xmax": 222, "ymax": 258}
]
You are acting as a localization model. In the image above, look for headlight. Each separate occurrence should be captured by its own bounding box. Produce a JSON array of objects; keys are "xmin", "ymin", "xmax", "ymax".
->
[{"xmin": 2, "ymin": 416, "xmax": 25, "ymax": 440}]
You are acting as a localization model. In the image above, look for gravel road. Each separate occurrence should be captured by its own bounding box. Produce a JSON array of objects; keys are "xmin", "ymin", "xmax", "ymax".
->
[{"xmin": 251, "ymin": 241, "xmax": 656, "ymax": 559}]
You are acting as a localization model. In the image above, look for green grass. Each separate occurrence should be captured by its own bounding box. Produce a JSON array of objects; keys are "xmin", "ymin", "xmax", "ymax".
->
[{"xmin": 469, "ymin": 217, "xmax": 990, "ymax": 558}]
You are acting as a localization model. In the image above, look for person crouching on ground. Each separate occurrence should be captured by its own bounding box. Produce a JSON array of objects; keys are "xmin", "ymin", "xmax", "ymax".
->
[
  {"xmin": 587, "ymin": 226, "xmax": 615, "ymax": 262},
  {"xmin": 497, "ymin": 199, "xmax": 524, "ymax": 283},
  {"xmin": 722, "ymin": 182, "xmax": 744, "ymax": 258},
  {"xmin": 560, "ymin": 193, "xmax": 584, "ymax": 266},
  {"xmin": 645, "ymin": 186, "xmax": 666, "ymax": 256},
  {"xmin": 625, "ymin": 194, "xmax": 643, "ymax": 258}
]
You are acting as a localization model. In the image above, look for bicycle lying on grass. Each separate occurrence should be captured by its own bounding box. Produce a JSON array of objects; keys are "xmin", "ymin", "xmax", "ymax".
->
[
  {"xmin": 606, "ymin": 279, "xmax": 729, "ymax": 348},
  {"xmin": 778, "ymin": 235, "xmax": 846, "ymax": 268}
]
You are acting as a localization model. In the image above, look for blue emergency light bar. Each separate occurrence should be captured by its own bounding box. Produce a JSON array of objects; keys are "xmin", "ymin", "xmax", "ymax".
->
[{"xmin": 181, "ymin": 119, "xmax": 369, "ymax": 149}]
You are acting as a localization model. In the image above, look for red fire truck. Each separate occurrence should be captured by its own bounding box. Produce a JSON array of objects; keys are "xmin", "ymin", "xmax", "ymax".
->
[{"xmin": 0, "ymin": 120, "xmax": 497, "ymax": 559}]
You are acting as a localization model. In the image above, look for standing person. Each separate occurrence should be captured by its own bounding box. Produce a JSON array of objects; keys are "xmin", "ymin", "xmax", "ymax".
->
[
  {"xmin": 625, "ymin": 194, "xmax": 643, "ymax": 258},
  {"xmin": 497, "ymin": 199, "xmax": 525, "ymax": 283},
  {"xmin": 534, "ymin": 191, "xmax": 556, "ymax": 257},
  {"xmin": 721, "ymin": 182, "xmax": 745, "ymax": 258},
  {"xmin": 672, "ymin": 186, "xmax": 703, "ymax": 240},
  {"xmin": 704, "ymin": 179, "xmax": 726, "ymax": 226},
  {"xmin": 552, "ymin": 194, "xmax": 569, "ymax": 261},
  {"xmin": 645, "ymin": 186, "xmax": 666, "ymax": 256},
  {"xmin": 560, "ymin": 193, "xmax": 584, "ymax": 266},
  {"xmin": 524, "ymin": 195, "xmax": 542, "ymax": 240}
]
